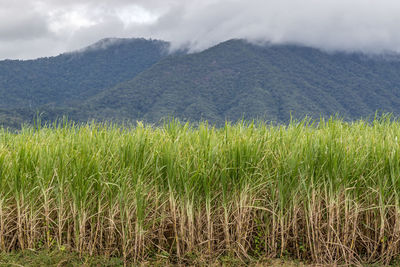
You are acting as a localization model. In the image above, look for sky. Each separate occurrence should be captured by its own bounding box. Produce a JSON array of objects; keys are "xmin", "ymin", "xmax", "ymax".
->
[{"xmin": 1, "ymin": 0, "xmax": 400, "ymax": 59}]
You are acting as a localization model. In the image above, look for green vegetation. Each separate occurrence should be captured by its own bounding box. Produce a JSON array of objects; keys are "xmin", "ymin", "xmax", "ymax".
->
[
  {"xmin": 90, "ymin": 39, "xmax": 400, "ymax": 125},
  {"xmin": 0, "ymin": 38, "xmax": 168, "ymax": 108},
  {"xmin": 0, "ymin": 250, "xmax": 125, "ymax": 267},
  {"xmin": 2, "ymin": 117, "xmax": 400, "ymax": 265},
  {"xmin": 0, "ymin": 38, "xmax": 169, "ymax": 126},
  {"xmin": 3, "ymin": 39, "xmax": 400, "ymax": 128},
  {"xmin": 0, "ymin": 251, "xmax": 312, "ymax": 267}
]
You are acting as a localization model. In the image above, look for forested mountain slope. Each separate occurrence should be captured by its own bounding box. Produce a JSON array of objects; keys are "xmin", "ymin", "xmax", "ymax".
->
[
  {"xmin": 0, "ymin": 38, "xmax": 169, "ymax": 109},
  {"xmin": 84, "ymin": 39, "xmax": 400, "ymax": 125},
  {"xmin": 3, "ymin": 38, "xmax": 400, "ymax": 128}
]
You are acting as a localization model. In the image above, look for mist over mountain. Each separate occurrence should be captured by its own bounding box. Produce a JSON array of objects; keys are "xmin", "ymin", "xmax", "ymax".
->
[
  {"xmin": 4, "ymin": 0, "xmax": 400, "ymax": 59},
  {"xmin": 82, "ymin": 39, "xmax": 400, "ymax": 125},
  {"xmin": 2, "ymin": 37, "xmax": 400, "ymax": 128}
]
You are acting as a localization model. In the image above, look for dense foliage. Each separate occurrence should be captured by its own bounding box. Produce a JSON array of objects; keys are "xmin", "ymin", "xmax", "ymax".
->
[
  {"xmin": 3, "ymin": 39, "xmax": 400, "ymax": 128},
  {"xmin": 1, "ymin": 118, "xmax": 400, "ymax": 265},
  {"xmin": 89, "ymin": 40, "xmax": 400, "ymax": 125},
  {"xmin": 0, "ymin": 38, "xmax": 169, "ymax": 127}
]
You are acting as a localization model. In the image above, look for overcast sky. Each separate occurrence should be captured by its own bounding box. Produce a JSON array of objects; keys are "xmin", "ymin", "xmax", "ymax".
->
[{"xmin": 1, "ymin": 0, "xmax": 400, "ymax": 59}]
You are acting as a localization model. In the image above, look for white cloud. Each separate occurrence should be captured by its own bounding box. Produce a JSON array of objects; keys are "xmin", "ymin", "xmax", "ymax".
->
[
  {"xmin": 1, "ymin": 0, "xmax": 400, "ymax": 59},
  {"xmin": 116, "ymin": 5, "xmax": 158, "ymax": 25}
]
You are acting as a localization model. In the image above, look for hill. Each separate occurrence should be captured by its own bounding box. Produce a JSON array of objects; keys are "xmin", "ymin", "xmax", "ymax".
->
[
  {"xmin": 85, "ymin": 39, "xmax": 400, "ymax": 125},
  {"xmin": 3, "ymin": 38, "xmax": 400, "ymax": 127},
  {"xmin": 0, "ymin": 38, "xmax": 169, "ymax": 127}
]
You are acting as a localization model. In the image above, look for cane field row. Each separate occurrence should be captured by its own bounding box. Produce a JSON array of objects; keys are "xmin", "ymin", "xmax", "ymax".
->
[{"xmin": 1, "ymin": 117, "xmax": 400, "ymax": 265}]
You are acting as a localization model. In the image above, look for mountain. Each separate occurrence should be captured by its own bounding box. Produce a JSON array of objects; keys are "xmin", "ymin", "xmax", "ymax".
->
[
  {"xmin": 2, "ymin": 38, "xmax": 400, "ymax": 128},
  {"xmin": 83, "ymin": 39, "xmax": 400, "ymax": 125},
  {"xmin": 0, "ymin": 38, "xmax": 169, "ymax": 127}
]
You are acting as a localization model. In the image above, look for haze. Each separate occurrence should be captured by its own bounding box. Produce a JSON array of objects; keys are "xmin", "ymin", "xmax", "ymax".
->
[{"xmin": 1, "ymin": 0, "xmax": 400, "ymax": 59}]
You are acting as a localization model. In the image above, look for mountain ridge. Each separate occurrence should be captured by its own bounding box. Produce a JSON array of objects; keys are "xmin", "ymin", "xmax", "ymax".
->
[
  {"xmin": 2, "ymin": 38, "xmax": 400, "ymax": 128},
  {"xmin": 81, "ymin": 39, "xmax": 400, "ymax": 125}
]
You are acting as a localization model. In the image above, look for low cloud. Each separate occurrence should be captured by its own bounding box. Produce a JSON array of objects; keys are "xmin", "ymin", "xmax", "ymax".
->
[
  {"xmin": 150, "ymin": 0, "xmax": 400, "ymax": 54},
  {"xmin": 1, "ymin": 0, "xmax": 400, "ymax": 59}
]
